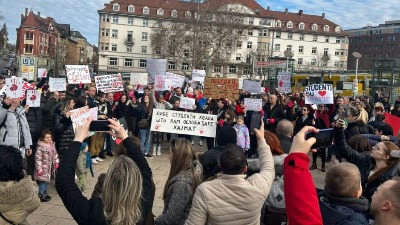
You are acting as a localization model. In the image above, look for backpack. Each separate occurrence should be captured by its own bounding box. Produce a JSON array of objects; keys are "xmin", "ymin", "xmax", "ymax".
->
[{"xmin": 263, "ymin": 175, "xmax": 288, "ymax": 225}]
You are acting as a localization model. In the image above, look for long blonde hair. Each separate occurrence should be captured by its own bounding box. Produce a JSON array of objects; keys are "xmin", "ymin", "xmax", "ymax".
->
[
  {"xmin": 163, "ymin": 138, "xmax": 203, "ymax": 200},
  {"xmin": 102, "ymin": 156, "xmax": 142, "ymax": 225}
]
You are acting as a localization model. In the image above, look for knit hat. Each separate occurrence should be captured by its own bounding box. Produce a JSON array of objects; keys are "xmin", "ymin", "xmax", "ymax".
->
[
  {"xmin": 216, "ymin": 126, "xmax": 237, "ymax": 146},
  {"xmin": 80, "ymin": 142, "xmax": 88, "ymax": 151}
]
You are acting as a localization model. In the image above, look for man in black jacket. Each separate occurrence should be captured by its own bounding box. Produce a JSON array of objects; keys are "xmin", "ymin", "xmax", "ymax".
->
[{"xmin": 263, "ymin": 94, "xmax": 286, "ymax": 132}]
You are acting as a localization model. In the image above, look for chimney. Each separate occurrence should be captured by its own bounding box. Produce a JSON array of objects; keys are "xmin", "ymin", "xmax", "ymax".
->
[
  {"xmin": 322, "ymin": 13, "xmax": 326, "ymax": 19},
  {"xmin": 267, "ymin": 6, "xmax": 270, "ymax": 11},
  {"xmin": 299, "ymin": 10, "xmax": 303, "ymax": 16},
  {"xmin": 38, "ymin": 12, "xmax": 40, "ymax": 18},
  {"xmin": 285, "ymin": 8, "xmax": 288, "ymax": 14},
  {"xmin": 25, "ymin": 8, "xmax": 28, "ymax": 17}
]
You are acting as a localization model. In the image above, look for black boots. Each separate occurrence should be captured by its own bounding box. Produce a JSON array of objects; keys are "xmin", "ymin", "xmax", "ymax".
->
[
  {"xmin": 39, "ymin": 193, "xmax": 51, "ymax": 202},
  {"xmin": 310, "ymin": 162, "xmax": 317, "ymax": 170}
]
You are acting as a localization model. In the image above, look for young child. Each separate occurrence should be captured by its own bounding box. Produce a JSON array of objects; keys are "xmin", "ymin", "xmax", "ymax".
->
[
  {"xmin": 35, "ymin": 128, "xmax": 59, "ymax": 202},
  {"xmin": 76, "ymin": 142, "xmax": 93, "ymax": 192},
  {"xmin": 233, "ymin": 116, "xmax": 250, "ymax": 152}
]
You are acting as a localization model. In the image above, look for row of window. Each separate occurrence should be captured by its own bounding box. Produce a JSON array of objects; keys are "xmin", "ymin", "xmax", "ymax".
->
[
  {"xmin": 112, "ymin": 3, "xmax": 191, "ymax": 18},
  {"xmin": 352, "ymin": 44, "xmax": 400, "ymax": 51},
  {"xmin": 101, "ymin": 15, "xmax": 149, "ymax": 26},
  {"xmin": 100, "ymin": 29, "xmax": 149, "ymax": 41},
  {"xmin": 275, "ymin": 20, "xmax": 340, "ymax": 32},
  {"xmin": 296, "ymin": 58, "xmax": 347, "ymax": 67},
  {"xmin": 275, "ymin": 32, "xmax": 346, "ymax": 43},
  {"xmin": 350, "ymin": 35, "xmax": 397, "ymax": 43}
]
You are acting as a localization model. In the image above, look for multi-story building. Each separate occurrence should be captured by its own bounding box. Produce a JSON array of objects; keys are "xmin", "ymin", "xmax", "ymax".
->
[
  {"xmin": 346, "ymin": 20, "xmax": 400, "ymax": 71},
  {"xmin": 97, "ymin": 0, "xmax": 347, "ymax": 80}
]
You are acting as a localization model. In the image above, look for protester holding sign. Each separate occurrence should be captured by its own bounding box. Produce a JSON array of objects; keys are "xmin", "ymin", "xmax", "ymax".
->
[
  {"xmin": 137, "ymin": 95, "xmax": 154, "ymax": 158},
  {"xmin": 151, "ymin": 94, "xmax": 172, "ymax": 156},
  {"xmin": 53, "ymin": 98, "xmax": 76, "ymax": 158}
]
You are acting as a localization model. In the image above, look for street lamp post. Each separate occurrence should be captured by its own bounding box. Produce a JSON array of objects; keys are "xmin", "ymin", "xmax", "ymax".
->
[
  {"xmin": 250, "ymin": 51, "xmax": 257, "ymax": 79},
  {"xmin": 284, "ymin": 50, "xmax": 294, "ymax": 72},
  {"xmin": 352, "ymin": 52, "xmax": 362, "ymax": 98}
]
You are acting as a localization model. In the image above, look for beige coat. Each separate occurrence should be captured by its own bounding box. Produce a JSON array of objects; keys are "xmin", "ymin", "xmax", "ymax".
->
[
  {"xmin": 0, "ymin": 176, "xmax": 40, "ymax": 225},
  {"xmin": 185, "ymin": 139, "xmax": 275, "ymax": 225}
]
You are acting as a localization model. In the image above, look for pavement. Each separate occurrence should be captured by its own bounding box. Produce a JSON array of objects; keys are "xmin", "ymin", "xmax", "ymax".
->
[{"xmin": 26, "ymin": 138, "xmax": 333, "ymax": 225}]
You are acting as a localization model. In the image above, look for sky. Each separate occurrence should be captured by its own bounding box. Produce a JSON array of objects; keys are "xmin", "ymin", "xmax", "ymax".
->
[{"xmin": 0, "ymin": 0, "xmax": 399, "ymax": 45}]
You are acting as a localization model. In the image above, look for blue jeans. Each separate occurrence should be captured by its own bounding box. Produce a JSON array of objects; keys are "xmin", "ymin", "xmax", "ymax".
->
[
  {"xmin": 38, "ymin": 181, "xmax": 48, "ymax": 194},
  {"xmin": 139, "ymin": 127, "xmax": 151, "ymax": 154}
]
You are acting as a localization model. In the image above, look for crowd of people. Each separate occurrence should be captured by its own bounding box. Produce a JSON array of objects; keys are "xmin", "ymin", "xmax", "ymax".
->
[{"xmin": 0, "ymin": 74, "xmax": 400, "ymax": 225}]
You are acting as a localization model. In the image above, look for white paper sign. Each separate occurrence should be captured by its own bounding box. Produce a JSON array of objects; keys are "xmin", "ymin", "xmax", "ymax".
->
[
  {"xmin": 305, "ymin": 84, "xmax": 334, "ymax": 105},
  {"xmin": 277, "ymin": 72, "xmax": 291, "ymax": 93},
  {"xmin": 6, "ymin": 76, "xmax": 24, "ymax": 98},
  {"xmin": 69, "ymin": 106, "xmax": 91, "ymax": 132},
  {"xmin": 154, "ymin": 75, "xmax": 165, "ymax": 91},
  {"xmin": 165, "ymin": 72, "xmax": 185, "ymax": 90},
  {"xmin": 239, "ymin": 78, "xmax": 244, "ymax": 89},
  {"xmin": 38, "ymin": 68, "xmax": 47, "ymax": 78},
  {"xmin": 89, "ymin": 107, "xmax": 98, "ymax": 120},
  {"xmin": 26, "ymin": 89, "xmax": 41, "ymax": 107},
  {"xmin": 146, "ymin": 59, "xmax": 167, "ymax": 84},
  {"xmin": 94, "ymin": 74, "xmax": 124, "ymax": 93},
  {"xmin": 130, "ymin": 73, "xmax": 148, "ymax": 86},
  {"xmin": 192, "ymin": 69, "xmax": 206, "ymax": 82},
  {"xmin": 244, "ymin": 98, "xmax": 262, "ymax": 111},
  {"xmin": 151, "ymin": 109, "xmax": 217, "ymax": 137},
  {"xmin": 243, "ymin": 80, "xmax": 261, "ymax": 94},
  {"xmin": 49, "ymin": 77, "xmax": 67, "ymax": 92},
  {"xmin": 65, "ymin": 65, "xmax": 91, "ymax": 84},
  {"xmin": 179, "ymin": 97, "xmax": 195, "ymax": 110}
]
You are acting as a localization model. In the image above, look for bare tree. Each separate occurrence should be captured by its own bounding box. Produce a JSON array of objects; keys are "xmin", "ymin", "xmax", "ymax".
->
[
  {"xmin": 151, "ymin": 0, "xmax": 248, "ymax": 76},
  {"xmin": 313, "ymin": 52, "xmax": 331, "ymax": 70}
]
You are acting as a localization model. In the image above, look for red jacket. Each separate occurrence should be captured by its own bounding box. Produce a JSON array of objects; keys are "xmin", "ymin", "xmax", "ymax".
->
[
  {"xmin": 284, "ymin": 153, "xmax": 322, "ymax": 225},
  {"xmin": 313, "ymin": 104, "xmax": 335, "ymax": 128}
]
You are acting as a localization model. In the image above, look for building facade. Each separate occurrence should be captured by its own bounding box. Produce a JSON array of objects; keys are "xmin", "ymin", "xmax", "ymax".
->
[{"xmin": 97, "ymin": 0, "xmax": 348, "ymax": 80}]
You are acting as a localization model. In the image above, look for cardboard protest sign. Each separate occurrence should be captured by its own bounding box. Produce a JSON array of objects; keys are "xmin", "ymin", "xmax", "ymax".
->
[
  {"xmin": 26, "ymin": 89, "xmax": 41, "ymax": 107},
  {"xmin": 94, "ymin": 74, "xmax": 124, "ymax": 93},
  {"xmin": 154, "ymin": 75, "xmax": 165, "ymax": 91},
  {"xmin": 38, "ymin": 68, "xmax": 47, "ymax": 78},
  {"xmin": 69, "ymin": 106, "xmax": 91, "ymax": 132},
  {"xmin": 243, "ymin": 80, "xmax": 261, "ymax": 94},
  {"xmin": 151, "ymin": 109, "xmax": 217, "ymax": 137},
  {"xmin": 165, "ymin": 72, "xmax": 185, "ymax": 90},
  {"xmin": 277, "ymin": 72, "xmax": 291, "ymax": 93},
  {"xmin": 244, "ymin": 98, "xmax": 262, "ymax": 111},
  {"xmin": 179, "ymin": 97, "xmax": 195, "ymax": 110},
  {"xmin": 204, "ymin": 78, "xmax": 239, "ymax": 100},
  {"xmin": 6, "ymin": 77, "xmax": 24, "ymax": 98},
  {"xmin": 192, "ymin": 69, "xmax": 206, "ymax": 82},
  {"xmin": 49, "ymin": 77, "xmax": 67, "ymax": 92},
  {"xmin": 304, "ymin": 84, "xmax": 334, "ymax": 105},
  {"xmin": 65, "ymin": 65, "xmax": 91, "ymax": 84},
  {"xmin": 111, "ymin": 118, "xmax": 129, "ymax": 146},
  {"xmin": 146, "ymin": 59, "xmax": 167, "ymax": 84}
]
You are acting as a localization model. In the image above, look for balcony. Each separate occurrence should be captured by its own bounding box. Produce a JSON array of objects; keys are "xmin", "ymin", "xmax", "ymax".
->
[{"xmin": 125, "ymin": 37, "xmax": 135, "ymax": 45}]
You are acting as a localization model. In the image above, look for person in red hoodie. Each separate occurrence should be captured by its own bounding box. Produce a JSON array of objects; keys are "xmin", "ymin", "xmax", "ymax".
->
[{"xmin": 284, "ymin": 125, "xmax": 323, "ymax": 225}]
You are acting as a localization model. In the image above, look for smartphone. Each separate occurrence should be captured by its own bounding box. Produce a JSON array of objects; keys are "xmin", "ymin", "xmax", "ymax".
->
[
  {"xmin": 89, "ymin": 120, "xmax": 111, "ymax": 132},
  {"xmin": 305, "ymin": 128, "xmax": 334, "ymax": 149},
  {"xmin": 250, "ymin": 112, "xmax": 262, "ymax": 132}
]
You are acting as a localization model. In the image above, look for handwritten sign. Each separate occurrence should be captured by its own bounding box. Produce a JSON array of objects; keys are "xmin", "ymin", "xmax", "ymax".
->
[
  {"xmin": 69, "ymin": 106, "xmax": 91, "ymax": 132},
  {"xmin": 277, "ymin": 72, "xmax": 291, "ymax": 93},
  {"xmin": 6, "ymin": 76, "xmax": 24, "ymax": 98},
  {"xmin": 165, "ymin": 72, "xmax": 185, "ymax": 90},
  {"xmin": 89, "ymin": 107, "xmax": 98, "ymax": 120},
  {"xmin": 146, "ymin": 59, "xmax": 167, "ymax": 84},
  {"xmin": 94, "ymin": 74, "xmax": 124, "ymax": 93},
  {"xmin": 151, "ymin": 109, "xmax": 217, "ymax": 137},
  {"xmin": 305, "ymin": 84, "xmax": 334, "ymax": 105},
  {"xmin": 26, "ymin": 90, "xmax": 41, "ymax": 107},
  {"xmin": 38, "ymin": 68, "xmax": 48, "ymax": 78},
  {"xmin": 49, "ymin": 78, "xmax": 66, "ymax": 92},
  {"xmin": 192, "ymin": 69, "xmax": 206, "ymax": 82},
  {"xmin": 244, "ymin": 98, "xmax": 262, "ymax": 111},
  {"xmin": 179, "ymin": 97, "xmax": 195, "ymax": 110},
  {"xmin": 204, "ymin": 78, "xmax": 239, "ymax": 100},
  {"xmin": 154, "ymin": 75, "xmax": 165, "ymax": 91},
  {"xmin": 65, "ymin": 65, "xmax": 91, "ymax": 84},
  {"xmin": 243, "ymin": 80, "xmax": 261, "ymax": 94}
]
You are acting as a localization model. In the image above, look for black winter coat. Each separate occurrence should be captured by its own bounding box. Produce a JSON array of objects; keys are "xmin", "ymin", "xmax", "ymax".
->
[
  {"xmin": 41, "ymin": 96, "xmax": 60, "ymax": 130},
  {"xmin": 53, "ymin": 107, "xmax": 75, "ymax": 157},
  {"xmin": 334, "ymin": 128, "xmax": 399, "ymax": 201},
  {"xmin": 293, "ymin": 114, "xmax": 314, "ymax": 136},
  {"xmin": 262, "ymin": 103, "xmax": 286, "ymax": 132},
  {"xmin": 24, "ymin": 106, "xmax": 43, "ymax": 145},
  {"xmin": 344, "ymin": 121, "xmax": 373, "ymax": 142}
]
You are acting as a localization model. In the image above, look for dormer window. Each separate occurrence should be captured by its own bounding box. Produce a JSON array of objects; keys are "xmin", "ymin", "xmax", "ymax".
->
[
  {"xmin": 298, "ymin": 22, "xmax": 305, "ymax": 29},
  {"xmin": 143, "ymin": 6, "xmax": 149, "ymax": 15},
  {"xmin": 312, "ymin": 23, "xmax": 318, "ymax": 31},
  {"xmin": 128, "ymin": 5, "xmax": 135, "ymax": 13},
  {"xmin": 185, "ymin": 11, "xmax": 191, "ymax": 18},
  {"xmin": 171, "ymin": 10, "xmax": 178, "ymax": 17},
  {"xmin": 323, "ymin": 25, "xmax": 329, "ymax": 32},
  {"xmin": 287, "ymin": 21, "xmax": 293, "ymax": 28},
  {"xmin": 113, "ymin": 3, "xmax": 120, "ymax": 11},
  {"xmin": 335, "ymin": 26, "xmax": 341, "ymax": 33},
  {"xmin": 276, "ymin": 20, "xmax": 281, "ymax": 27},
  {"xmin": 157, "ymin": 8, "xmax": 164, "ymax": 16}
]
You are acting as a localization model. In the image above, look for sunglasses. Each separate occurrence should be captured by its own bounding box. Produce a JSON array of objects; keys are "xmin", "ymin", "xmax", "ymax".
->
[{"xmin": 301, "ymin": 108, "xmax": 308, "ymax": 111}]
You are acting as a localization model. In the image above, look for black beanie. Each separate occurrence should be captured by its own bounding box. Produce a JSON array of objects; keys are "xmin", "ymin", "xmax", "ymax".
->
[{"xmin": 216, "ymin": 126, "xmax": 237, "ymax": 146}]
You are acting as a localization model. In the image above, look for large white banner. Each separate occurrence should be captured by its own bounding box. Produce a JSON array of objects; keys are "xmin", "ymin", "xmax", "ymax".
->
[
  {"xmin": 65, "ymin": 65, "xmax": 91, "ymax": 84},
  {"xmin": 6, "ymin": 76, "xmax": 24, "ymax": 98},
  {"xmin": 146, "ymin": 59, "xmax": 167, "ymax": 84},
  {"xmin": 94, "ymin": 74, "xmax": 124, "ymax": 93},
  {"xmin": 49, "ymin": 77, "xmax": 67, "ymax": 92},
  {"xmin": 277, "ymin": 72, "xmax": 291, "ymax": 93},
  {"xmin": 243, "ymin": 80, "xmax": 261, "ymax": 94},
  {"xmin": 26, "ymin": 89, "xmax": 41, "ymax": 107},
  {"xmin": 305, "ymin": 84, "xmax": 334, "ymax": 105},
  {"xmin": 151, "ymin": 109, "xmax": 217, "ymax": 137},
  {"xmin": 192, "ymin": 69, "xmax": 206, "ymax": 82},
  {"xmin": 165, "ymin": 72, "xmax": 185, "ymax": 90},
  {"xmin": 244, "ymin": 98, "xmax": 262, "ymax": 111}
]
